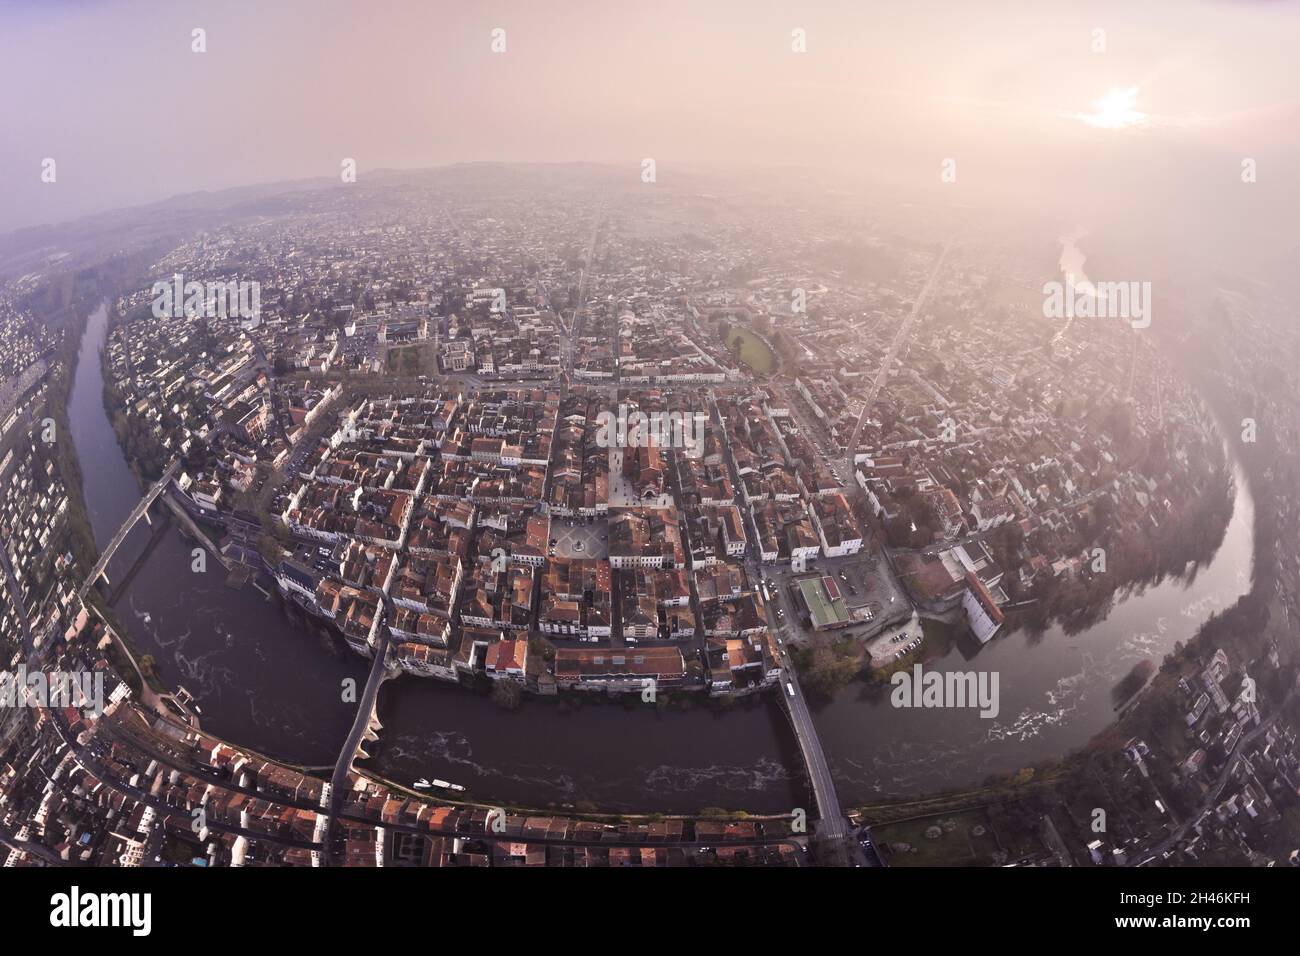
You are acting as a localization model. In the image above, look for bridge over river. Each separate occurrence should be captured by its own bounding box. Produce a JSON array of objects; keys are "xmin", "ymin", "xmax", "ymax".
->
[{"xmin": 77, "ymin": 461, "xmax": 181, "ymax": 600}]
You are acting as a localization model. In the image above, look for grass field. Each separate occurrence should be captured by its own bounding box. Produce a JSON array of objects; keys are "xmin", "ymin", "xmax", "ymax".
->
[
  {"xmin": 724, "ymin": 327, "xmax": 776, "ymax": 374},
  {"xmin": 386, "ymin": 343, "xmax": 436, "ymax": 377},
  {"xmin": 869, "ymin": 808, "xmax": 1004, "ymax": 866}
]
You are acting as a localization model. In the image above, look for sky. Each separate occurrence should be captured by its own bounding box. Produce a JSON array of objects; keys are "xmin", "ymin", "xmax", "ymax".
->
[{"xmin": 2, "ymin": 0, "xmax": 1298, "ymax": 272}]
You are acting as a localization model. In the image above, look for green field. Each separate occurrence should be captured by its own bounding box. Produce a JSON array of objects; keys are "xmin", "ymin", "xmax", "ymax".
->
[
  {"xmin": 386, "ymin": 343, "xmax": 436, "ymax": 377},
  {"xmin": 869, "ymin": 808, "xmax": 1004, "ymax": 867},
  {"xmin": 724, "ymin": 327, "xmax": 776, "ymax": 374}
]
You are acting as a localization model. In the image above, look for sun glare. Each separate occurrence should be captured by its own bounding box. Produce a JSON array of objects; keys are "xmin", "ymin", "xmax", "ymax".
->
[{"xmin": 1079, "ymin": 86, "xmax": 1147, "ymax": 130}]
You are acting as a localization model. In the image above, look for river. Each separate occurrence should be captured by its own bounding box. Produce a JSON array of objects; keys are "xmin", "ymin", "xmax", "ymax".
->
[
  {"xmin": 815, "ymin": 459, "xmax": 1252, "ymax": 798},
  {"xmin": 67, "ymin": 301, "xmax": 1255, "ymax": 810}
]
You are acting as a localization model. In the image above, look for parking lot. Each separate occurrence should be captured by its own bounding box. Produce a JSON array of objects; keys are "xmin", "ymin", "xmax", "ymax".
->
[
  {"xmin": 759, "ymin": 548, "xmax": 913, "ymax": 650},
  {"xmin": 863, "ymin": 610, "xmax": 924, "ymax": 667}
]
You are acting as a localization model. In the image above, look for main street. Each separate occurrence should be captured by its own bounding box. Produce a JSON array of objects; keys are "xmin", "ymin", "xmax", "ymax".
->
[
  {"xmin": 706, "ymin": 388, "xmax": 852, "ymax": 864},
  {"xmin": 846, "ymin": 236, "xmax": 955, "ymax": 462},
  {"xmin": 322, "ymin": 593, "xmax": 395, "ymax": 863},
  {"xmin": 0, "ymin": 545, "xmax": 35, "ymax": 656},
  {"xmin": 701, "ymin": 238, "xmax": 958, "ymax": 863},
  {"xmin": 562, "ymin": 203, "xmax": 603, "ymax": 378}
]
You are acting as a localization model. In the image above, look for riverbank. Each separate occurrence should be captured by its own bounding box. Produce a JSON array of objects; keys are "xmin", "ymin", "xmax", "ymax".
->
[{"xmin": 840, "ymin": 342, "xmax": 1286, "ymax": 865}]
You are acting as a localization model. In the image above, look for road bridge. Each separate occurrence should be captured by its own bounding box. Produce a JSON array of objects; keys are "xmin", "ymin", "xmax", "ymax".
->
[
  {"xmin": 776, "ymin": 664, "xmax": 850, "ymax": 862},
  {"xmin": 322, "ymin": 593, "xmax": 396, "ymax": 864},
  {"xmin": 705, "ymin": 388, "xmax": 852, "ymax": 863},
  {"xmin": 77, "ymin": 460, "xmax": 181, "ymax": 600}
]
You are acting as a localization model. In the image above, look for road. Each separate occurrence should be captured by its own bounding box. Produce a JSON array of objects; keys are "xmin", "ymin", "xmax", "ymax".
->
[
  {"xmin": 322, "ymin": 593, "xmax": 394, "ymax": 863},
  {"xmin": 99, "ymin": 699, "xmax": 810, "ymax": 859},
  {"xmin": 706, "ymin": 388, "xmax": 850, "ymax": 864},
  {"xmin": 43, "ymin": 699, "xmax": 320, "ymax": 853},
  {"xmin": 0, "ymin": 822, "xmax": 71, "ymax": 867},
  {"xmin": 1133, "ymin": 679, "xmax": 1297, "ymax": 864},
  {"xmin": 703, "ymin": 243, "xmax": 958, "ymax": 863},
  {"xmin": 0, "ymin": 557, "xmax": 229, "ymax": 864},
  {"xmin": 563, "ymin": 204, "xmax": 603, "ymax": 377},
  {"xmin": 779, "ymin": 660, "xmax": 849, "ymax": 851},
  {"xmin": 0, "ymin": 545, "xmax": 35, "ymax": 656},
  {"xmin": 846, "ymin": 237, "xmax": 955, "ymax": 461}
]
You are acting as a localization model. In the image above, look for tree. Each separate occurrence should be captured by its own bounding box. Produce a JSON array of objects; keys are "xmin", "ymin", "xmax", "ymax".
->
[
  {"xmin": 799, "ymin": 640, "xmax": 859, "ymax": 698},
  {"xmin": 491, "ymin": 679, "xmax": 522, "ymax": 710},
  {"xmin": 138, "ymin": 654, "xmax": 159, "ymax": 682}
]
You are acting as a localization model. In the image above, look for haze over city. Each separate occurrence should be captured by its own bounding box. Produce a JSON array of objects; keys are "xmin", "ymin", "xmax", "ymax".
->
[
  {"xmin": 4, "ymin": 0, "xmax": 1298, "ymax": 282},
  {"xmin": 1, "ymin": 0, "xmax": 1299, "ymax": 927}
]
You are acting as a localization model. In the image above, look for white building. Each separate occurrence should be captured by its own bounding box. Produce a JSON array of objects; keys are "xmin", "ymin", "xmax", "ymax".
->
[{"xmin": 961, "ymin": 572, "xmax": 1004, "ymax": 644}]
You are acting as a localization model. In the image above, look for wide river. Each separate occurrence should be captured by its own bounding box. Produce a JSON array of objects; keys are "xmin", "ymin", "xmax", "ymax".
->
[{"xmin": 70, "ymin": 302, "xmax": 1255, "ymax": 811}]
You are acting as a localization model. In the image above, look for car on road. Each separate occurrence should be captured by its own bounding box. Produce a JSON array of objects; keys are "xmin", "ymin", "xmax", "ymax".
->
[{"xmin": 785, "ymin": 682, "xmax": 796, "ymax": 697}]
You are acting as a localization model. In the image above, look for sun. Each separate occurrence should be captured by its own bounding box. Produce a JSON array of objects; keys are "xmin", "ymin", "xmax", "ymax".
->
[{"xmin": 1078, "ymin": 86, "xmax": 1148, "ymax": 130}]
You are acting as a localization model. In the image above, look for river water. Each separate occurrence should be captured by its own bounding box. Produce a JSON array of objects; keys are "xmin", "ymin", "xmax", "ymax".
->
[
  {"xmin": 68, "ymin": 301, "xmax": 1255, "ymax": 810},
  {"xmin": 816, "ymin": 466, "xmax": 1251, "ymax": 797}
]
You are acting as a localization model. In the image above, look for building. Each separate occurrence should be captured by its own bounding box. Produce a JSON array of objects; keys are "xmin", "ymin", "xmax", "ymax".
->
[
  {"xmin": 795, "ymin": 575, "xmax": 853, "ymax": 631},
  {"xmin": 554, "ymin": 647, "xmax": 685, "ymax": 690},
  {"xmin": 962, "ymin": 572, "xmax": 1004, "ymax": 644},
  {"xmin": 485, "ymin": 638, "xmax": 528, "ymax": 680}
]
